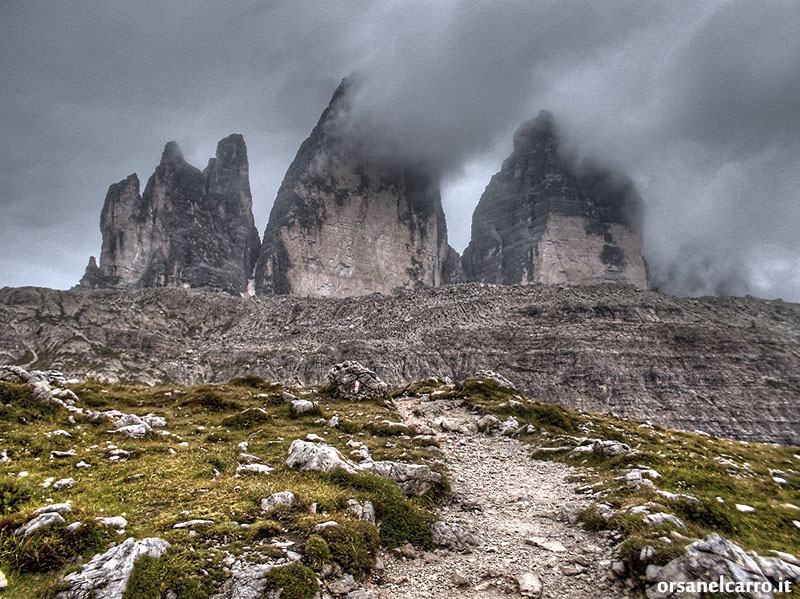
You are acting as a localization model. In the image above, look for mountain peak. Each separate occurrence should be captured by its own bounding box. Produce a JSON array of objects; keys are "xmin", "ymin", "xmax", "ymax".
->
[{"xmin": 160, "ymin": 141, "xmax": 185, "ymax": 166}]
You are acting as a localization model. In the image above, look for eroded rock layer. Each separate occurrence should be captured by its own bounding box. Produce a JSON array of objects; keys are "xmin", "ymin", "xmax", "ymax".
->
[
  {"xmin": 462, "ymin": 111, "xmax": 648, "ymax": 289},
  {"xmin": 78, "ymin": 135, "xmax": 260, "ymax": 295},
  {"xmin": 1, "ymin": 284, "xmax": 798, "ymax": 445},
  {"xmin": 255, "ymin": 80, "xmax": 462, "ymax": 297}
]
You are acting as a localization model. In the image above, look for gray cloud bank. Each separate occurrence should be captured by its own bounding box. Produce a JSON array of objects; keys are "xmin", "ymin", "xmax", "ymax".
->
[{"xmin": 1, "ymin": 0, "xmax": 799, "ymax": 300}]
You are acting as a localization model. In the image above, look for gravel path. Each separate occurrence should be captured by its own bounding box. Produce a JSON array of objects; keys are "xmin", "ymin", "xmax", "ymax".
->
[{"xmin": 372, "ymin": 396, "xmax": 632, "ymax": 599}]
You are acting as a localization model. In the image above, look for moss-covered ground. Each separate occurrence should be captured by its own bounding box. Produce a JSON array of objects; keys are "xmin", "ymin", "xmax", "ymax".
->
[
  {"xmin": 0, "ymin": 377, "xmax": 443, "ymax": 598},
  {"xmin": 1, "ymin": 375, "xmax": 798, "ymax": 597}
]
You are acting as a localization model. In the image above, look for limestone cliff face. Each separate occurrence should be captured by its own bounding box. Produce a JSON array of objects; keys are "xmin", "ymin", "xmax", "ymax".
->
[
  {"xmin": 2, "ymin": 284, "xmax": 798, "ymax": 445},
  {"xmin": 255, "ymin": 80, "xmax": 462, "ymax": 297},
  {"xmin": 79, "ymin": 135, "xmax": 260, "ymax": 295},
  {"xmin": 462, "ymin": 111, "xmax": 648, "ymax": 288}
]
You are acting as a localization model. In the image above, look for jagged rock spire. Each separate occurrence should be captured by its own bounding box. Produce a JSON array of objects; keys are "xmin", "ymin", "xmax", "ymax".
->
[
  {"xmin": 462, "ymin": 111, "xmax": 648, "ymax": 288},
  {"xmin": 78, "ymin": 135, "xmax": 260, "ymax": 295},
  {"xmin": 255, "ymin": 79, "xmax": 462, "ymax": 297}
]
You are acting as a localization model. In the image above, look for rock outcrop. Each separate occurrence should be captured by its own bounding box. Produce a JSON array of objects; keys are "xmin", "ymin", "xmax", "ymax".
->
[
  {"xmin": 462, "ymin": 111, "xmax": 648, "ymax": 289},
  {"xmin": 78, "ymin": 135, "xmax": 260, "ymax": 295},
  {"xmin": 57, "ymin": 537, "xmax": 170, "ymax": 599},
  {"xmin": 255, "ymin": 79, "xmax": 462, "ymax": 297},
  {"xmin": 646, "ymin": 533, "xmax": 800, "ymax": 599}
]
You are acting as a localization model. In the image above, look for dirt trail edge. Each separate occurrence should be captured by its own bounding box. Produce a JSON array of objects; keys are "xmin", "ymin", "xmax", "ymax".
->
[{"xmin": 373, "ymin": 396, "xmax": 632, "ymax": 599}]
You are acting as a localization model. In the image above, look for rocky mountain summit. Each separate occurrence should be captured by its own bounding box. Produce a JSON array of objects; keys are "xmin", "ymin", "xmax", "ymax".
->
[
  {"xmin": 462, "ymin": 111, "xmax": 649, "ymax": 289},
  {"xmin": 78, "ymin": 134, "xmax": 260, "ymax": 295},
  {"xmin": 1, "ymin": 283, "xmax": 798, "ymax": 444},
  {"xmin": 76, "ymin": 82, "xmax": 654, "ymax": 298},
  {"xmin": 255, "ymin": 79, "xmax": 462, "ymax": 297}
]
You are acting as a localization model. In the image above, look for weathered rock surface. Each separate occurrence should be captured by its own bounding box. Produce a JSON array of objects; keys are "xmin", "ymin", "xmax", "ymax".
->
[
  {"xmin": 57, "ymin": 537, "xmax": 170, "ymax": 599},
  {"xmin": 430, "ymin": 521, "xmax": 483, "ymax": 552},
  {"xmin": 254, "ymin": 79, "xmax": 462, "ymax": 297},
  {"xmin": 1, "ymin": 284, "xmax": 799, "ymax": 444},
  {"xmin": 646, "ymin": 533, "xmax": 800, "ymax": 599},
  {"xmin": 261, "ymin": 491, "xmax": 296, "ymax": 513},
  {"xmin": 78, "ymin": 134, "xmax": 260, "ymax": 295},
  {"xmin": 327, "ymin": 361, "xmax": 387, "ymax": 400},
  {"xmin": 286, "ymin": 440, "xmax": 359, "ymax": 474},
  {"xmin": 362, "ymin": 460, "xmax": 443, "ymax": 496},
  {"xmin": 462, "ymin": 111, "xmax": 648, "ymax": 289}
]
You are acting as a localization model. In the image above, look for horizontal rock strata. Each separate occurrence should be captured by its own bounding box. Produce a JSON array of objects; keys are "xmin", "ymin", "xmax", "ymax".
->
[{"xmin": 0, "ymin": 284, "xmax": 798, "ymax": 444}]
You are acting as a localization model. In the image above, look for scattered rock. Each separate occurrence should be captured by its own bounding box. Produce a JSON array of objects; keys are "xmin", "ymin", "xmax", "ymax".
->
[
  {"xmin": 57, "ymin": 537, "xmax": 170, "ymax": 599},
  {"xmin": 290, "ymin": 399, "xmax": 318, "ymax": 416},
  {"xmin": 769, "ymin": 550, "xmax": 800, "ymax": 567},
  {"xmin": 473, "ymin": 370, "xmax": 516, "ymax": 390},
  {"xmin": 430, "ymin": 521, "xmax": 482, "ymax": 552},
  {"xmin": 286, "ymin": 440, "xmax": 358, "ymax": 474},
  {"xmin": 15, "ymin": 512, "xmax": 66, "ymax": 536},
  {"xmin": 326, "ymin": 361, "xmax": 387, "ymax": 401},
  {"xmin": 172, "ymin": 519, "xmax": 213, "ymax": 529},
  {"xmin": 735, "ymin": 503, "xmax": 757, "ymax": 513},
  {"xmin": 261, "ymin": 491, "xmax": 296, "ymax": 513},
  {"xmin": 646, "ymin": 533, "xmax": 800, "ymax": 599},
  {"xmin": 53, "ymin": 477, "xmax": 76, "ymax": 490},
  {"xmin": 34, "ymin": 502, "xmax": 72, "ymax": 516},
  {"xmin": 593, "ymin": 440, "xmax": 632, "ymax": 457},
  {"xmin": 361, "ymin": 460, "xmax": 443, "ymax": 496},
  {"xmin": 525, "ymin": 536, "xmax": 566, "ymax": 552},
  {"xmin": 516, "ymin": 572, "xmax": 542, "ymax": 598}
]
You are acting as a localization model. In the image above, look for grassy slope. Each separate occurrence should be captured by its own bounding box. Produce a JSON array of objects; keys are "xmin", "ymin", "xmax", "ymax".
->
[
  {"xmin": 0, "ymin": 376, "xmax": 798, "ymax": 597},
  {"xmin": 0, "ymin": 378, "xmax": 443, "ymax": 598}
]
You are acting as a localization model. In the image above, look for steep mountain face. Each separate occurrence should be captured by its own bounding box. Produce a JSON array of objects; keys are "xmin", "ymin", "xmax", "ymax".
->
[
  {"xmin": 255, "ymin": 80, "xmax": 462, "ymax": 297},
  {"xmin": 78, "ymin": 135, "xmax": 260, "ymax": 295},
  {"xmin": 1, "ymin": 284, "xmax": 798, "ymax": 445},
  {"xmin": 462, "ymin": 111, "xmax": 648, "ymax": 289}
]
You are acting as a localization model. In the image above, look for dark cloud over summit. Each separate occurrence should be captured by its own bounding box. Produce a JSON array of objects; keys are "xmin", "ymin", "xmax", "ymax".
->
[{"xmin": 1, "ymin": 1, "xmax": 799, "ymax": 300}]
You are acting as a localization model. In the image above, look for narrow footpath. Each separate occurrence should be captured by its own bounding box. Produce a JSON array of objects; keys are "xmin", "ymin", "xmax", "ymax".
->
[{"xmin": 374, "ymin": 396, "xmax": 632, "ymax": 599}]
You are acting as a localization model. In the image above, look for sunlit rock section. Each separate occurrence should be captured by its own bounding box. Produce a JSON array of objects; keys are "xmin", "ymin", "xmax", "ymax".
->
[
  {"xmin": 255, "ymin": 79, "xmax": 463, "ymax": 297},
  {"xmin": 78, "ymin": 134, "xmax": 260, "ymax": 295},
  {"xmin": 462, "ymin": 111, "xmax": 648, "ymax": 289}
]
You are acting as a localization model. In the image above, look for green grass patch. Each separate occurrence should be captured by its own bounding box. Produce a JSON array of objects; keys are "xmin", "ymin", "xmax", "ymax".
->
[{"xmin": 262, "ymin": 563, "xmax": 318, "ymax": 599}]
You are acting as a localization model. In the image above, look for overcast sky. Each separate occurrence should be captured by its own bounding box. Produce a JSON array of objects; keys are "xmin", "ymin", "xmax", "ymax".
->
[{"xmin": 2, "ymin": 1, "xmax": 799, "ymax": 300}]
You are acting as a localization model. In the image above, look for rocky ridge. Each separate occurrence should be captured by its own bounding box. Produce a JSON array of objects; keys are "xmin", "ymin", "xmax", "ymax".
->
[
  {"xmin": 78, "ymin": 134, "xmax": 260, "ymax": 295},
  {"xmin": 1, "ymin": 284, "xmax": 798, "ymax": 444},
  {"xmin": 462, "ymin": 111, "xmax": 648, "ymax": 289}
]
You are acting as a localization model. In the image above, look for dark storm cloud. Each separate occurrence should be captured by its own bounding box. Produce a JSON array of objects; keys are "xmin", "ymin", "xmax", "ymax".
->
[{"xmin": 1, "ymin": 1, "xmax": 799, "ymax": 300}]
